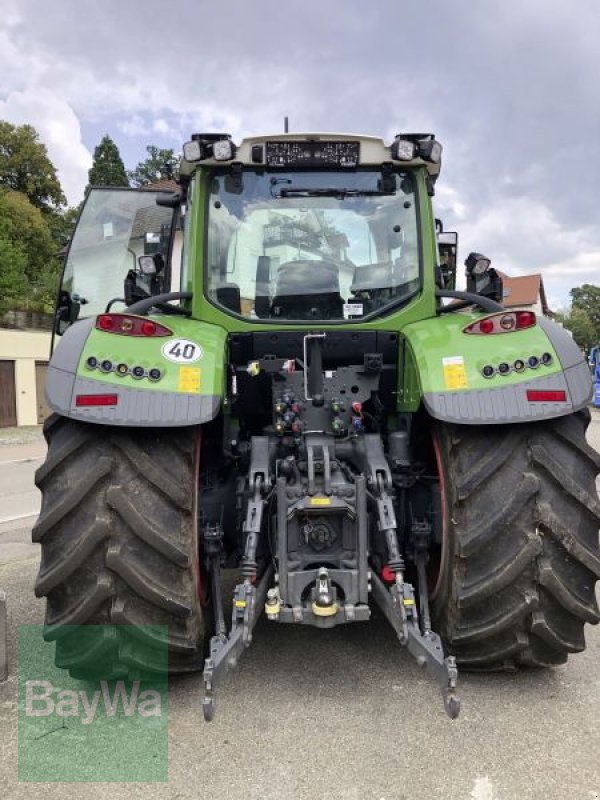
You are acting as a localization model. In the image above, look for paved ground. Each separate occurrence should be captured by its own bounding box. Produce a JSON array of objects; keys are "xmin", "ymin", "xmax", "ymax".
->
[{"xmin": 0, "ymin": 413, "xmax": 599, "ymax": 799}]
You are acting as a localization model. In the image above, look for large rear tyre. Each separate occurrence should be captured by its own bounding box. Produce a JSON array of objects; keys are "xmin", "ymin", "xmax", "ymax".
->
[
  {"xmin": 431, "ymin": 410, "xmax": 600, "ymax": 669},
  {"xmin": 33, "ymin": 415, "xmax": 205, "ymax": 679}
]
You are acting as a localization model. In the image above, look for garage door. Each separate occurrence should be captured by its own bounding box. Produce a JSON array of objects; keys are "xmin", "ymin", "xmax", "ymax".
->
[
  {"xmin": 0, "ymin": 360, "xmax": 17, "ymax": 427},
  {"xmin": 35, "ymin": 361, "xmax": 52, "ymax": 424}
]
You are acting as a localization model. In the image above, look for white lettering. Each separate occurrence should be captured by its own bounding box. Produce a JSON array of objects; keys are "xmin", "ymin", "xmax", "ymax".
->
[
  {"xmin": 79, "ymin": 689, "xmax": 101, "ymax": 725},
  {"xmin": 137, "ymin": 689, "xmax": 162, "ymax": 717},
  {"xmin": 55, "ymin": 689, "xmax": 79, "ymax": 718},
  {"xmin": 101, "ymin": 680, "xmax": 140, "ymax": 717},
  {"xmin": 25, "ymin": 680, "xmax": 54, "ymax": 716}
]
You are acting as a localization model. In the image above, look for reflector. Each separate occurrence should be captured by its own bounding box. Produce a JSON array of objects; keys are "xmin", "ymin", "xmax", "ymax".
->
[{"xmin": 526, "ymin": 390, "xmax": 567, "ymax": 402}]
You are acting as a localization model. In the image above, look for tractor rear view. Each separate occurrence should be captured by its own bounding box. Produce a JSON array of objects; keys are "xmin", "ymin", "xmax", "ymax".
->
[{"xmin": 34, "ymin": 132, "xmax": 600, "ymax": 719}]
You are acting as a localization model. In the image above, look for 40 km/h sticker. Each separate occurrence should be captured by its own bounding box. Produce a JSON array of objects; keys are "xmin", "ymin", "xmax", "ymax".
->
[{"xmin": 161, "ymin": 339, "xmax": 203, "ymax": 364}]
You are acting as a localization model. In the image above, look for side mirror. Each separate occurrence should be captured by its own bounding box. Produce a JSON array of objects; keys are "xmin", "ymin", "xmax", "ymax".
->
[
  {"xmin": 437, "ymin": 231, "xmax": 458, "ymax": 290},
  {"xmin": 54, "ymin": 290, "xmax": 83, "ymax": 335}
]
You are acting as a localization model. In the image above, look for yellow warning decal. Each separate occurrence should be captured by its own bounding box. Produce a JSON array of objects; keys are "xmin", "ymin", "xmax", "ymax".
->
[
  {"xmin": 403, "ymin": 598, "xmax": 416, "ymax": 606},
  {"xmin": 178, "ymin": 367, "xmax": 201, "ymax": 393},
  {"xmin": 310, "ymin": 497, "xmax": 332, "ymax": 506},
  {"xmin": 234, "ymin": 600, "xmax": 247, "ymax": 609},
  {"xmin": 442, "ymin": 356, "xmax": 468, "ymax": 390}
]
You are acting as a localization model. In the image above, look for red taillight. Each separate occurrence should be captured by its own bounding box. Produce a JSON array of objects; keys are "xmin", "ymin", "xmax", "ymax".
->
[
  {"xmin": 97, "ymin": 314, "xmax": 115, "ymax": 331},
  {"xmin": 75, "ymin": 394, "xmax": 119, "ymax": 407},
  {"xmin": 516, "ymin": 310, "xmax": 536, "ymax": 328},
  {"xmin": 526, "ymin": 390, "xmax": 567, "ymax": 402},
  {"xmin": 95, "ymin": 314, "xmax": 172, "ymax": 337},
  {"xmin": 464, "ymin": 311, "xmax": 537, "ymax": 335}
]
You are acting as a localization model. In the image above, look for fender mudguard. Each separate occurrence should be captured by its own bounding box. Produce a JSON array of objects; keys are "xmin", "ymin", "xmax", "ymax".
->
[
  {"xmin": 46, "ymin": 316, "xmax": 227, "ymax": 427},
  {"xmin": 401, "ymin": 312, "xmax": 591, "ymax": 424}
]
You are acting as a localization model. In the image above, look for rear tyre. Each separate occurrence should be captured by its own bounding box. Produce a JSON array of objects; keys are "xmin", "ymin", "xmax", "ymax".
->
[
  {"xmin": 431, "ymin": 410, "xmax": 600, "ymax": 669},
  {"xmin": 33, "ymin": 415, "xmax": 205, "ymax": 679}
]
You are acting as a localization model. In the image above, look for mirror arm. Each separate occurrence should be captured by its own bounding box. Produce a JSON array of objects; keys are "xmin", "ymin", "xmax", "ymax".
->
[
  {"xmin": 436, "ymin": 289, "xmax": 504, "ymax": 313},
  {"xmin": 126, "ymin": 291, "xmax": 193, "ymax": 315}
]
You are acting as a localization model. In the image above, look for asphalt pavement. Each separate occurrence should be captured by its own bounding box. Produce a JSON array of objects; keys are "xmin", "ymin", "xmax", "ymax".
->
[{"xmin": 0, "ymin": 414, "xmax": 599, "ymax": 799}]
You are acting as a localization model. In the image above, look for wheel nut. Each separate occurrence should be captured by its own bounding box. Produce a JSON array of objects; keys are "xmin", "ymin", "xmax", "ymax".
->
[
  {"xmin": 482, "ymin": 365, "xmax": 495, "ymax": 378},
  {"xmin": 86, "ymin": 356, "xmax": 97, "ymax": 369},
  {"xmin": 132, "ymin": 366, "xmax": 145, "ymax": 379},
  {"xmin": 100, "ymin": 360, "xmax": 113, "ymax": 373},
  {"xmin": 116, "ymin": 363, "xmax": 129, "ymax": 376},
  {"xmin": 541, "ymin": 352, "xmax": 552, "ymax": 365},
  {"xmin": 498, "ymin": 362, "xmax": 510, "ymax": 375},
  {"xmin": 528, "ymin": 355, "xmax": 539, "ymax": 369},
  {"xmin": 513, "ymin": 359, "xmax": 525, "ymax": 372},
  {"xmin": 148, "ymin": 368, "xmax": 162, "ymax": 381}
]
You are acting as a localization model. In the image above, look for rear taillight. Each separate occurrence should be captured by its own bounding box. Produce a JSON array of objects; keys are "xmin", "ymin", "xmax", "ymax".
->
[
  {"xmin": 75, "ymin": 394, "xmax": 119, "ymax": 407},
  {"xmin": 95, "ymin": 314, "xmax": 172, "ymax": 337},
  {"xmin": 464, "ymin": 310, "xmax": 536, "ymax": 335},
  {"xmin": 526, "ymin": 390, "xmax": 567, "ymax": 402}
]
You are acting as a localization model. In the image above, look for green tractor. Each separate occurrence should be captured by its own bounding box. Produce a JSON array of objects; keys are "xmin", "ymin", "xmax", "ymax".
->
[{"xmin": 34, "ymin": 132, "xmax": 600, "ymax": 719}]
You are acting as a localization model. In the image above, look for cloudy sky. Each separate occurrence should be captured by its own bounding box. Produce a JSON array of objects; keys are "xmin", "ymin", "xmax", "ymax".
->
[{"xmin": 1, "ymin": 0, "xmax": 599, "ymax": 307}]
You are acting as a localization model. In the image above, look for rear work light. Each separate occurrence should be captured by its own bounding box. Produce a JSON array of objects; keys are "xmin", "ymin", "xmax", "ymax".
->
[
  {"xmin": 464, "ymin": 310, "xmax": 536, "ymax": 335},
  {"xmin": 526, "ymin": 390, "xmax": 567, "ymax": 402},
  {"xmin": 75, "ymin": 394, "xmax": 119, "ymax": 407},
  {"xmin": 95, "ymin": 314, "xmax": 172, "ymax": 337}
]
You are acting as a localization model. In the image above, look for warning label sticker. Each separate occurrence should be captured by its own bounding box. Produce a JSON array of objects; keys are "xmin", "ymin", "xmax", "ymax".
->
[
  {"xmin": 442, "ymin": 356, "xmax": 468, "ymax": 390},
  {"xmin": 177, "ymin": 367, "xmax": 201, "ymax": 393}
]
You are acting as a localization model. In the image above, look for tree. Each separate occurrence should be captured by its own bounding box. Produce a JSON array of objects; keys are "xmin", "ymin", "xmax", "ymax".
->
[
  {"xmin": 0, "ymin": 188, "xmax": 60, "ymax": 312},
  {"xmin": 560, "ymin": 307, "xmax": 597, "ymax": 354},
  {"xmin": 46, "ymin": 204, "xmax": 81, "ymax": 250},
  {"xmin": 127, "ymin": 145, "xmax": 179, "ymax": 187},
  {"xmin": 570, "ymin": 284, "xmax": 600, "ymax": 341},
  {"xmin": 0, "ymin": 121, "xmax": 65, "ymax": 210},
  {"xmin": 87, "ymin": 134, "xmax": 129, "ymax": 190},
  {"xmin": 0, "ymin": 234, "xmax": 28, "ymax": 317}
]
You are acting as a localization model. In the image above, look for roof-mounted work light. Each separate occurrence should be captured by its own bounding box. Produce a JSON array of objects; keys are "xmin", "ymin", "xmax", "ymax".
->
[
  {"xmin": 391, "ymin": 137, "xmax": 416, "ymax": 161},
  {"xmin": 183, "ymin": 133, "xmax": 236, "ymax": 162},
  {"xmin": 465, "ymin": 252, "xmax": 492, "ymax": 276},
  {"xmin": 183, "ymin": 139, "xmax": 203, "ymax": 162}
]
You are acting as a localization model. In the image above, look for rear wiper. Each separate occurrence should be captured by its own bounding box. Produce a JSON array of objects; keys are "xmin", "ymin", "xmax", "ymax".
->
[{"xmin": 277, "ymin": 187, "xmax": 394, "ymax": 198}]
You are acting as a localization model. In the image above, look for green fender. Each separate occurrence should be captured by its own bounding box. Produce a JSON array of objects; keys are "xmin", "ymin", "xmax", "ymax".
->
[
  {"xmin": 400, "ymin": 311, "xmax": 592, "ymax": 424},
  {"xmin": 46, "ymin": 314, "xmax": 228, "ymax": 427}
]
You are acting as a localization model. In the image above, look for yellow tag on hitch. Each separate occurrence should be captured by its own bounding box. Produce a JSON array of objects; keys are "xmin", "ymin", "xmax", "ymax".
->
[{"xmin": 310, "ymin": 497, "xmax": 332, "ymax": 506}]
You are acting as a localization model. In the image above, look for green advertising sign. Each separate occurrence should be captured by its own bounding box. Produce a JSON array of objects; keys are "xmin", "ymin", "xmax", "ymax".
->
[{"xmin": 18, "ymin": 625, "xmax": 168, "ymax": 782}]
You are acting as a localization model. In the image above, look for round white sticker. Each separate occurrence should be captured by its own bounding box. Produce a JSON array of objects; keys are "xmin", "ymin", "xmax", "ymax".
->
[{"xmin": 161, "ymin": 339, "xmax": 203, "ymax": 364}]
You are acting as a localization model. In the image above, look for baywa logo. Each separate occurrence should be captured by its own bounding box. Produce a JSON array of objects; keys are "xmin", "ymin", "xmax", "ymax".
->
[
  {"xmin": 25, "ymin": 679, "xmax": 162, "ymax": 725},
  {"xmin": 18, "ymin": 625, "xmax": 169, "ymax": 782}
]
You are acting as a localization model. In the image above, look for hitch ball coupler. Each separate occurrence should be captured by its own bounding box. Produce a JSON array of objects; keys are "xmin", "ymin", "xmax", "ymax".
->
[{"xmin": 312, "ymin": 568, "xmax": 338, "ymax": 618}]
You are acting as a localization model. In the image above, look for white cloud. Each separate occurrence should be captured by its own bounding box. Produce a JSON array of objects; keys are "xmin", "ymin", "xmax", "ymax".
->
[{"xmin": 0, "ymin": 88, "xmax": 92, "ymax": 206}]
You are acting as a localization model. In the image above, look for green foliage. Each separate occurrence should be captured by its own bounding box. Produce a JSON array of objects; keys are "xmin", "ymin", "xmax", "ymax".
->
[
  {"xmin": 46, "ymin": 204, "xmax": 81, "ymax": 250},
  {"xmin": 87, "ymin": 134, "xmax": 129, "ymax": 190},
  {"xmin": 127, "ymin": 145, "xmax": 179, "ymax": 187},
  {"xmin": 559, "ymin": 307, "xmax": 597, "ymax": 353},
  {"xmin": 0, "ymin": 121, "xmax": 65, "ymax": 210},
  {"xmin": 0, "ymin": 189, "xmax": 61, "ymax": 313},
  {"xmin": 570, "ymin": 284, "xmax": 600, "ymax": 340},
  {"xmin": 0, "ymin": 233, "xmax": 29, "ymax": 316}
]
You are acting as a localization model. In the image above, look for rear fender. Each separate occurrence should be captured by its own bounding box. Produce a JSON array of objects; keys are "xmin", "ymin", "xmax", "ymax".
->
[
  {"xmin": 401, "ymin": 312, "xmax": 591, "ymax": 424},
  {"xmin": 46, "ymin": 315, "xmax": 227, "ymax": 426}
]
